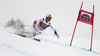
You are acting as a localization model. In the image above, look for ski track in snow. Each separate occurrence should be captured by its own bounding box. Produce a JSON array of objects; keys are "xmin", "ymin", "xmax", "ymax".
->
[
  {"xmin": 0, "ymin": 26, "xmax": 100, "ymax": 56},
  {"xmin": 0, "ymin": 35, "xmax": 100, "ymax": 56},
  {"xmin": 71, "ymin": 45, "xmax": 100, "ymax": 54},
  {"xmin": 0, "ymin": 43, "xmax": 34, "ymax": 56},
  {"xmin": 39, "ymin": 37, "xmax": 100, "ymax": 54}
]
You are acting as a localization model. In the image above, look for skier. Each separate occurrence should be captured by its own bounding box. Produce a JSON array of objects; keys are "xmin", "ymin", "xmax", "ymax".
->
[{"xmin": 19, "ymin": 14, "xmax": 59, "ymax": 38}]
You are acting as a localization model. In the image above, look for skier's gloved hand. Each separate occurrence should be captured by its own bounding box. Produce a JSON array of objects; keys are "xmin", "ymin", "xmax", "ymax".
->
[
  {"xmin": 55, "ymin": 34, "xmax": 59, "ymax": 38},
  {"xmin": 54, "ymin": 30, "xmax": 59, "ymax": 38},
  {"xmin": 33, "ymin": 24, "xmax": 36, "ymax": 28},
  {"xmin": 33, "ymin": 20, "xmax": 36, "ymax": 28}
]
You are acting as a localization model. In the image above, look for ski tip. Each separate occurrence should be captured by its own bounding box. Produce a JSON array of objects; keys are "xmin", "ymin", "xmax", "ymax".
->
[
  {"xmin": 15, "ymin": 33, "xmax": 26, "ymax": 38},
  {"xmin": 33, "ymin": 38, "xmax": 41, "ymax": 42}
]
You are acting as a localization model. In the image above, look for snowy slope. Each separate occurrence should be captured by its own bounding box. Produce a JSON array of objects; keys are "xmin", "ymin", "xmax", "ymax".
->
[
  {"xmin": 0, "ymin": 25, "xmax": 100, "ymax": 56},
  {"xmin": 0, "ymin": 0, "xmax": 100, "ymax": 56}
]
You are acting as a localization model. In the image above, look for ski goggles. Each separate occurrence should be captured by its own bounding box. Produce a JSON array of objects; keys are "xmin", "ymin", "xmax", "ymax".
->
[{"xmin": 46, "ymin": 17, "xmax": 51, "ymax": 21}]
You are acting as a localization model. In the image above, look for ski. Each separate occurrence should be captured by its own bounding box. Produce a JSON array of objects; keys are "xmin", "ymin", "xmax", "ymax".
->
[{"xmin": 15, "ymin": 33, "xmax": 40, "ymax": 42}]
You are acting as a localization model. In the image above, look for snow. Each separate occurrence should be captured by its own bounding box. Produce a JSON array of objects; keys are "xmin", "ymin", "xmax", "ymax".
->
[
  {"xmin": 0, "ymin": 0, "xmax": 100, "ymax": 39},
  {"xmin": 0, "ymin": 0, "xmax": 100, "ymax": 56},
  {"xmin": 0, "ymin": 25, "xmax": 100, "ymax": 56}
]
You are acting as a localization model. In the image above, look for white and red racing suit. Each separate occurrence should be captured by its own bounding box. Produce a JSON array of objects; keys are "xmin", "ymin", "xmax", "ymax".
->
[{"xmin": 21, "ymin": 18, "xmax": 57, "ymax": 37}]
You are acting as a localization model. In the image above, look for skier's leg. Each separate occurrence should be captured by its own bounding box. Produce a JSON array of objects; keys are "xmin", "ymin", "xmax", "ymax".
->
[
  {"xmin": 19, "ymin": 28, "xmax": 36, "ymax": 35},
  {"xmin": 32, "ymin": 24, "xmax": 43, "ymax": 37},
  {"xmin": 31, "ymin": 31, "xmax": 43, "ymax": 37}
]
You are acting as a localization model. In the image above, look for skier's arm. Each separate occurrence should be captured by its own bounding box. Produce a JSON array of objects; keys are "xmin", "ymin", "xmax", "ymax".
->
[
  {"xmin": 33, "ymin": 18, "xmax": 44, "ymax": 27},
  {"xmin": 33, "ymin": 20, "xmax": 36, "ymax": 28},
  {"xmin": 49, "ymin": 24, "xmax": 59, "ymax": 38}
]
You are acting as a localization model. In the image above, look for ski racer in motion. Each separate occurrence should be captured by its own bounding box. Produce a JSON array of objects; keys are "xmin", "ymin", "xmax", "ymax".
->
[{"xmin": 19, "ymin": 14, "xmax": 59, "ymax": 38}]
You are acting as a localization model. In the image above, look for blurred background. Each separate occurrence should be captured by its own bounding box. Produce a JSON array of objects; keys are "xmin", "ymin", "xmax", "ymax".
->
[{"xmin": 0, "ymin": 0, "xmax": 100, "ymax": 39}]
